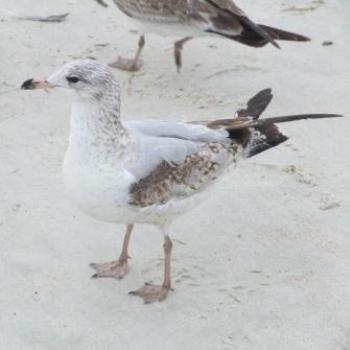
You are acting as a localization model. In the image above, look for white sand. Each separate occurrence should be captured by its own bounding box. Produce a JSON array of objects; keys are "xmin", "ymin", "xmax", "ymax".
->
[{"xmin": 0, "ymin": 0, "xmax": 349, "ymax": 349}]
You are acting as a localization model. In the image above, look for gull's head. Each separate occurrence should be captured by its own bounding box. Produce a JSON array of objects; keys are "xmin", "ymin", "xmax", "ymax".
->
[{"xmin": 21, "ymin": 59, "xmax": 118, "ymax": 100}]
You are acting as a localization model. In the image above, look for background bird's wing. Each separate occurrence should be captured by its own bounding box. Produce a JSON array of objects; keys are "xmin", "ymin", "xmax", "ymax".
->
[
  {"xmin": 112, "ymin": 0, "xmax": 207, "ymax": 22},
  {"xmin": 200, "ymin": 0, "xmax": 280, "ymax": 47},
  {"xmin": 200, "ymin": 0, "xmax": 246, "ymax": 16}
]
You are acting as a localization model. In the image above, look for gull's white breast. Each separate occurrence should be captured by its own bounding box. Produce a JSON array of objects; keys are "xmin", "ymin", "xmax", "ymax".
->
[{"xmin": 63, "ymin": 153, "xmax": 139, "ymax": 223}]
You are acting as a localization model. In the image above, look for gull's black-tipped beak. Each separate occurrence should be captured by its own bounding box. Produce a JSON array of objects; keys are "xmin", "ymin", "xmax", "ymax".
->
[
  {"xmin": 21, "ymin": 78, "xmax": 50, "ymax": 90},
  {"xmin": 21, "ymin": 78, "xmax": 35, "ymax": 90}
]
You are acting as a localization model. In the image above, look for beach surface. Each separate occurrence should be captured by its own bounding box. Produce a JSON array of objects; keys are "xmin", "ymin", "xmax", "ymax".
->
[{"xmin": 0, "ymin": 0, "xmax": 349, "ymax": 349}]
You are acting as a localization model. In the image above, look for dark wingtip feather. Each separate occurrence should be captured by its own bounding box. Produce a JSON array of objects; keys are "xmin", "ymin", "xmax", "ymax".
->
[
  {"xmin": 240, "ymin": 16, "xmax": 280, "ymax": 48},
  {"xmin": 272, "ymin": 41, "xmax": 281, "ymax": 49},
  {"xmin": 261, "ymin": 114, "xmax": 344, "ymax": 125},
  {"xmin": 227, "ymin": 113, "xmax": 343, "ymax": 158},
  {"xmin": 228, "ymin": 123, "xmax": 289, "ymax": 158},
  {"xmin": 298, "ymin": 35, "xmax": 311, "ymax": 42},
  {"xmin": 244, "ymin": 113, "xmax": 343, "ymax": 157},
  {"xmin": 258, "ymin": 24, "xmax": 311, "ymax": 44},
  {"xmin": 237, "ymin": 88, "xmax": 273, "ymax": 119}
]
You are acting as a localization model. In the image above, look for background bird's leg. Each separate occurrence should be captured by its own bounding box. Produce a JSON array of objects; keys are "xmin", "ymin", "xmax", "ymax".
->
[
  {"xmin": 90, "ymin": 224, "xmax": 134, "ymax": 279},
  {"xmin": 162, "ymin": 235, "xmax": 172, "ymax": 290},
  {"xmin": 174, "ymin": 36, "xmax": 192, "ymax": 72},
  {"xmin": 133, "ymin": 35, "xmax": 145, "ymax": 67},
  {"xmin": 109, "ymin": 35, "xmax": 145, "ymax": 72},
  {"xmin": 129, "ymin": 235, "xmax": 173, "ymax": 303}
]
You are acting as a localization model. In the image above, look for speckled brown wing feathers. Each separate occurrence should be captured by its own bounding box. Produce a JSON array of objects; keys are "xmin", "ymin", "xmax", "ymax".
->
[{"xmin": 129, "ymin": 142, "xmax": 238, "ymax": 207}]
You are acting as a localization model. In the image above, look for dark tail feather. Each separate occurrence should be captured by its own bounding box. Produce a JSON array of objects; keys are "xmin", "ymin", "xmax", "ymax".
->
[
  {"xmin": 258, "ymin": 24, "xmax": 310, "ymax": 43},
  {"xmin": 239, "ymin": 17, "xmax": 280, "ymax": 48},
  {"xmin": 228, "ymin": 114, "xmax": 342, "ymax": 158},
  {"xmin": 206, "ymin": 89, "xmax": 343, "ymax": 158},
  {"xmin": 228, "ymin": 123, "xmax": 287, "ymax": 157},
  {"xmin": 207, "ymin": 17, "xmax": 310, "ymax": 48},
  {"xmin": 257, "ymin": 114, "xmax": 342, "ymax": 125},
  {"xmin": 236, "ymin": 88, "xmax": 273, "ymax": 119}
]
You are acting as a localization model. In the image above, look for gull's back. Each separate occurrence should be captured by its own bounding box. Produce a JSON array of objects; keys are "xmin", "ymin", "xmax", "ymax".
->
[
  {"xmin": 112, "ymin": 0, "xmax": 213, "ymax": 35},
  {"xmin": 112, "ymin": 0, "xmax": 190, "ymax": 21}
]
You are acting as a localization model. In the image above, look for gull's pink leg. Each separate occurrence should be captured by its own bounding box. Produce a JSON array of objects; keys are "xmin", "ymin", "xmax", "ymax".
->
[
  {"xmin": 174, "ymin": 36, "xmax": 192, "ymax": 72},
  {"xmin": 90, "ymin": 224, "xmax": 134, "ymax": 279},
  {"xmin": 129, "ymin": 235, "xmax": 173, "ymax": 303},
  {"xmin": 109, "ymin": 35, "xmax": 145, "ymax": 72}
]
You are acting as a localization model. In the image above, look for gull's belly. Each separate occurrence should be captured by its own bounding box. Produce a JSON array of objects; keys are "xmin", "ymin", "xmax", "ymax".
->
[
  {"xmin": 131, "ymin": 17, "xmax": 206, "ymax": 37},
  {"xmin": 113, "ymin": 0, "xmax": 207, "ymax": 36}
]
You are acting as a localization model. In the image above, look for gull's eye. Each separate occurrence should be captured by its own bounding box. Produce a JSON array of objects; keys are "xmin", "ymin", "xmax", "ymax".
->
[{"xmin": 66, "ymin": 76, "xmax": 80, "ymax": 83}]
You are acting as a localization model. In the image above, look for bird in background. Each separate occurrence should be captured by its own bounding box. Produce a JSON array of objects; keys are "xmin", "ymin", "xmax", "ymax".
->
[
  {"xmin": 109, "ymin": 0, "xmax": 310, "ymax": 72},
  {"xmin": 21, "ymin": 60, "xmax": 341, "ymax": 303}
]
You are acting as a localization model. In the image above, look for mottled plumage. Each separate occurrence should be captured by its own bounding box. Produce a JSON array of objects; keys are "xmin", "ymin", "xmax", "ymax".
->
[
  {"xmin": 129, "ymin": 142, "xmax": 239, "ymax": 207},
  {"xmin": 21, "ymin": 60, "xmax": 342, "ymax": 303},
  {"xmin": 110, "ymin": 0, "xmax": 310, "ymax": 71}
]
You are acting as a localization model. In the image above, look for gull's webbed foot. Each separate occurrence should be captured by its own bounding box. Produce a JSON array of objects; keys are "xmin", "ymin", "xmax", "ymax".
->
[
  {"xmin": 109, "ymin": 57, "xmax": 143, "ymax": 72},
  {"xmin": 129, "ymin": 282, "xmax": 171, "ymax": 304},
  {"xmin": 90, "ymin": 259, "xmax": 129, "ymax": 280},
  {"xmin": 109, "ymin": 35, "xmax": 145, "ymax": 72}
]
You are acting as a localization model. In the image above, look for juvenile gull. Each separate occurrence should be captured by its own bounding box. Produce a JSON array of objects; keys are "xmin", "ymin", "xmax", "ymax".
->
[
  {"xmin": 110, "ymin": 0, "xmax": 310, "ymax": 71},
  {"xmin": 21, "ymin": 60, "xmax": 342, "ymax": 303}
]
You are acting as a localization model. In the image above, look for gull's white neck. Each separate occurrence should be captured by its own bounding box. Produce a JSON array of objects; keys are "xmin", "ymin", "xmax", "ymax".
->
[
  {"xmin": 63, "ymin": 87, "xmax": 137, "ymax": 220},
  {"xmin": 67, "ymin": 90, "xmax": 131, "ymax": 164}
]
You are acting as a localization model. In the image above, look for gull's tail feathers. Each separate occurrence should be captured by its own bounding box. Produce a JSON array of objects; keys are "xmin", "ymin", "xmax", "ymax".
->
[
  {"xmin": 206, "ymin": 89, "xmax": 343, "ymax": 158},
  {"xmin": 257, "ymin": 24, "xmax": 311, "ymax": 44},
  {"xmin": 207, "ymin": 16, "xmax": 310, "ymax": 49}
]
